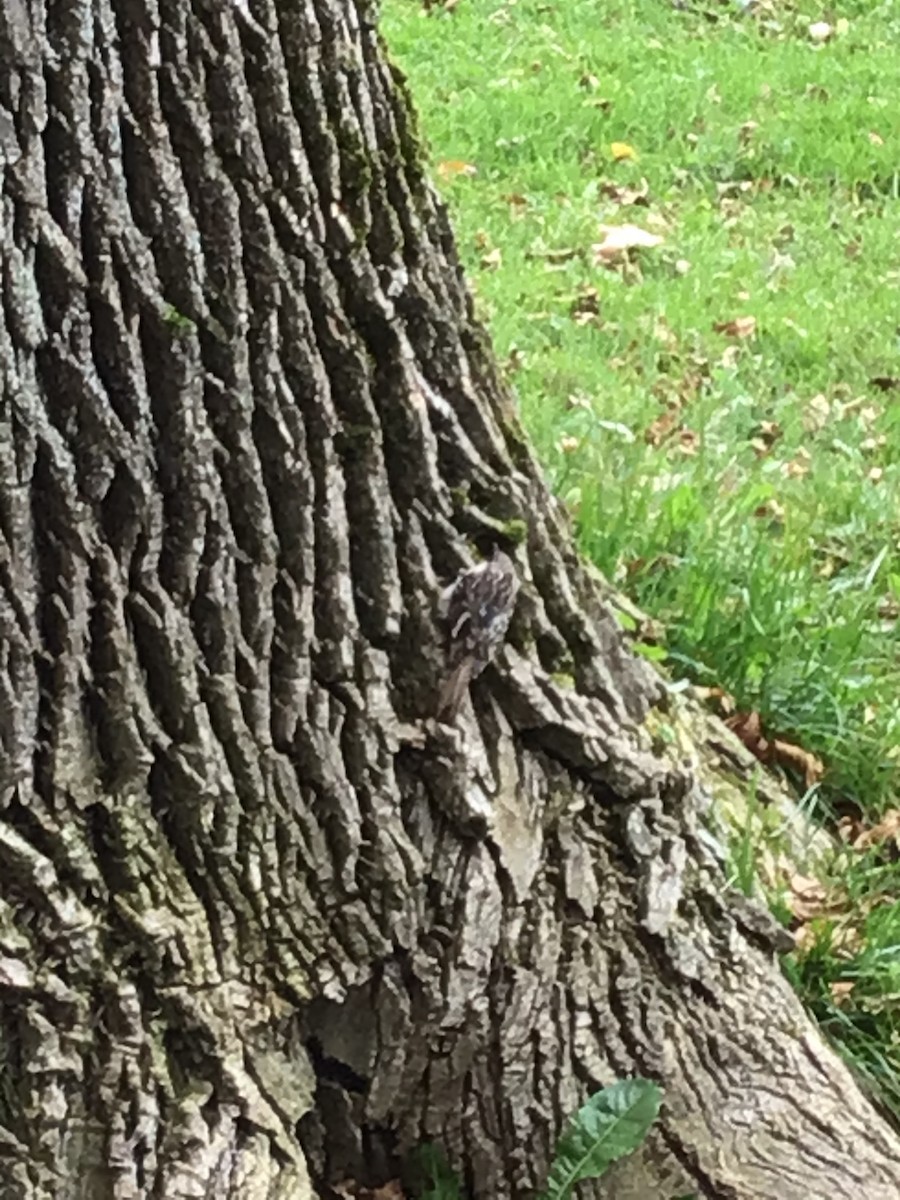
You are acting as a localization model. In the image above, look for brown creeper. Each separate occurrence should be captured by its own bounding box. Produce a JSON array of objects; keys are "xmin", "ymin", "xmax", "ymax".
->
[{"xmin": 436, "ymin": 547, "xmax": 520, "ymax": 721}]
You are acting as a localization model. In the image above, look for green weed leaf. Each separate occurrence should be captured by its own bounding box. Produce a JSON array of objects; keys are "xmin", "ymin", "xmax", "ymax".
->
[{"xmin": 540, "ymin": 1079, "xmax": 662, "ymax": 1200}]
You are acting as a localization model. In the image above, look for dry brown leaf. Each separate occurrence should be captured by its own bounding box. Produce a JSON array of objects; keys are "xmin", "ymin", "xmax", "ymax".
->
[
  {"xmin": 852, "ymin": 809, "xmax": 900, "ymax": 851},
  {"xmin": 830, "ymin": 924, "xmax": 865, "ymax": 957},
  {"xmin": 751, "ymin": 420, "xmax": 782, "ymax": 453},
  {"xmin": 837, "ymin": 814, "xmax": 862, "ymax": 843},
  {"xmin": 726, "ymin": 709, "xmax": 765, "ymax": 753},
  {"xmin": 738, "ymin": 120, "xmax": 759, "ymax": 145},
  {"xmin": 372, "ymin": 1183, "xmax": 406, "ymax": 1200},
  {"xmin": 693, "ymin": 685, "xmax": 736, "ymax": 715},
  {"xmin": 714, "ymin": 315, "xmax": 757, "ymax": 339},
  {"xmin": 831, "ymin": 980, "xmax": 856, "ymax": 1007},
  {"xmin": 787, "ymin": 874, "xmax": 845, "ymax": 922},
  {"xmin": 332, "ymin": 1180, "xmax": 406, "ymax": 1200},
  {"xmin": 793, "ymin": 922, "xmax": 818, "ymax": 953},
  {"xmin": 570, "ymin": 286, "xmax": 601, "ymax": 324},
  {"xmin": 770, "ymin": 738, "xmax": 824, "ymax": 789},
  {"xmin": 599, "ymin": 179, "xmax": 650, "ymax": 207},
  {"xmin": 782, "ymin": 447, "xmax": 811, "ymax": 479},
  {"xmin": 644, "ymin": 411, "xmax": 678, "ymax": 446},
  {"xmin": 593, "ymin": 223, "xmax": 663, "ymax": 263},
  {"xmin": 803, "ymin": 393, "xmax": 831, "ymax": 432},
  {"xmin": 437, "ymin": 159, "xmax": 477, "ymax": 180},
  {"xmin": 753, "ymin": 498, "xmax": 785, "ymax": 523},
  {"xmin": 528, "ymin": 246, "xmax": 580, "ymax": 265},
  {"xmin": 726, "ymin": 712, "xmax": 824, "ymax": 788}
]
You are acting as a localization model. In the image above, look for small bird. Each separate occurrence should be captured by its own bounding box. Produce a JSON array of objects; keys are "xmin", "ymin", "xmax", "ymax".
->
[{"xmin": 436, "ymin": 547, "xmax": 520, "ymax": 721}]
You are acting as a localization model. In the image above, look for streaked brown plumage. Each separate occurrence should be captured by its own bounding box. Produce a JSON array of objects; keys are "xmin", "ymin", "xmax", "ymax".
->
[{"xmin": 436, "ymin": 548, "xmax": 519, "ymax": 721}]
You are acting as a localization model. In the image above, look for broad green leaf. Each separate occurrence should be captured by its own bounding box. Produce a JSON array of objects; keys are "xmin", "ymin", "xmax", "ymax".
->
[{"xmin": 540, "ymin": 1079, "xmax": 662, "ymax": 1200}]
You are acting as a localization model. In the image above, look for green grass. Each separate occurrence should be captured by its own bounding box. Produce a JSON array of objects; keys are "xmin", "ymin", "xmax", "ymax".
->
[{"xmin": 383, "ymin": 0, "xmax": 900, "ymax": 1120}]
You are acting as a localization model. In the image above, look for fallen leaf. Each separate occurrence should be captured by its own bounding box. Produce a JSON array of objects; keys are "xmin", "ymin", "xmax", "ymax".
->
[
  {"xmin": 693, "ymin": 685, "xmax": 736, "ymax": 715},
  {"xmin": 753, "ymin": 497, "xmax": 785, "ymax": 523},
  {"xmin": 861, "ymin": 434, "xmax": 887, "ymax": 452},
  {"xmin": 837, "ymin": 814, "xmax": 864, "ymax": 843},
  {"xmin": 599, "ymin": 179, "xmax": 650, "ymax": 206},
  {"xmin": 437, "ymin": 159, "xmax": 477, "ymax": 180},
  {"xmin": 830, "ymin": 980, "xmax": 855, "ymax": 1007},
  {"xmin": 808, "ymin": 21, "xmax": 832, "ymax": 42},
  {"xmin": 570, "ymin": 286, "xmax": 602, "ymax": 326},
  {"xmin": 782, "ymin": 447, "xmax": 811, "ymax": 479},
  {"xmin": 593, "ymin": 223, "xmax": 663, "ymax": 263},
  {"xmin": 803, "ymin": 393, "xmax": 831, "ymax": 432},
  {"xmin": 644, "ymin": 411, "xmax": 678, "ymax": 446},
  {"xmin": 677, "ymin": 427, "xmax": 700, "ymax": 455},
  {"xmin": 858, "ymin": 404, "xmax": 880, "ymax": 428},
  {"xmin": 714, "ymin": 315, "xmax": 757, "ymax": 338},
  {"xmin": 480, "ymin": 246, "xmax": 502, "ymax": 270},
  {"xmin": 738, "ymin": 120, "xmax": 759, "ymax": 145},
  {"xmin": 717, "ymin": 180, "xmax": 754, "ymax": 200},
  {"xmin": 869, "ymin": 130, "xmax": 885, "ymax": 147},
  {"xmin": 852, "ymin": 809, "xmax": 900, "ymax": 851},
  {"xmin": 501, "ymin": 193, "xmax": 529, "ymax": 218},
  {"xmin": 726, "ymin": 711, "xmax": 824, "ymax": 788},
  {"xmin": 566, "ymin": 391, "xmax": 592, "ymax": 411},
  {"xmin": 787, "ymin": 873, "xmax": 844, "ymax": 922},
  {"xmin": 770, "ymin": 738, "xmax": 824, "ymax": 789},
  {"xmin": 611, "ymin": 141, "xmax": 638, "ymax": 161},
  {"xmin": 755, "ymin": 419, "xmax": 782, "ymax": 447},
  {"xmin": 528, "ymin": 246, "xmax": 580, "ymax": 264},
  {"xmin": 332, "ymin": 1180, "xmax": 407, "ymax": 1200},
  {"xmin": 372, "ymin": 1183, "xmax": 405, "ymax": 1200},
  {"xmin": 558, "ymin": 435, "xmax": 580, "ymax": 454},
  {"xmin": 727, "ymin": 709, "xmax": 765, "ymax": 752}
]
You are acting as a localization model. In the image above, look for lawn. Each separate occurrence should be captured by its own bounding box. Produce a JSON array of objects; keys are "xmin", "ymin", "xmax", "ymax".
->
[{"xmin": 382, "ymin": 0, "xmax": 900, "ymax": 1117}]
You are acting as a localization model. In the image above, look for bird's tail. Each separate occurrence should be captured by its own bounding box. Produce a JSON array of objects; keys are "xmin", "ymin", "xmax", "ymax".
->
[{"xmin": 436, "ymin": 656, "xmax": 475, "ymax": 722}]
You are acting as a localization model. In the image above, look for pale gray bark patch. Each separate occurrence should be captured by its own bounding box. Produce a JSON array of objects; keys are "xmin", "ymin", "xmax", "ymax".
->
[{"xmin": 1, "ymin": 0, "xmax": 899, "ymax": 1197}]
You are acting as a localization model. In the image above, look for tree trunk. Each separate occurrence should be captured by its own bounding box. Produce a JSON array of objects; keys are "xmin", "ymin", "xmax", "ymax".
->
[{"xmin": 0, "ymin": 0, "xmax": 897, "ymax": 1196}]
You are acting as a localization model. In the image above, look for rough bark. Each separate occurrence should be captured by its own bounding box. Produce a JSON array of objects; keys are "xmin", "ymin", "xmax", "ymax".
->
[{"xmin": 0, "ymin": 0, "xmax": 898, "ymax": 1197}]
